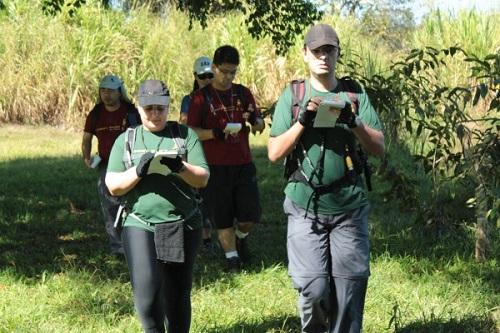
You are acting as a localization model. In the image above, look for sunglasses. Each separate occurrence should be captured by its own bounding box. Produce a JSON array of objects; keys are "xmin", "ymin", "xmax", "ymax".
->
[{"xmin": 197, "ymin": 73, "xmax": 214, "ymax": 80}]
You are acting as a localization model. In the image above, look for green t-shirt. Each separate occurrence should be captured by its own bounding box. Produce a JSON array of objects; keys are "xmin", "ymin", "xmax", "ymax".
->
[
  {"xmin": 107, "ymin": 123, "xmax": 208, "ymax": 231},
  {"xmin": 270, "ymin": 79, "xmax": 383, "ymax": 214}
]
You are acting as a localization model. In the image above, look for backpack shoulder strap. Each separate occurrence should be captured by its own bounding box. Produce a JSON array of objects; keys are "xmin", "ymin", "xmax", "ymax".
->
[
  {"xmin": 339, "ymin": 76, "xmax": 363, "ymax": 114},
  {"xmin": 290, "ymin": 79, "xmax": 306, "ymax": 123},
  {"xmin": 125, "ymin": 103, "xmax": 141, "ymax": 127},
  {"xmin": 338, "ymin": 77, "xmax": 373, "ymax": 190},
  {"xmin": 234, "ymin": 83, "xmax": 246, "ymax": 109},
  {"xmin": 123, "ymin": 126, "xmax": 137, "ymax": 169},
  {"xmin": 283, "ymin": 79, "xmax": 306, "ymax": 180}
]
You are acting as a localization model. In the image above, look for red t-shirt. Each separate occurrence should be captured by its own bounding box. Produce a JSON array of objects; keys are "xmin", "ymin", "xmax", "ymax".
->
[
  {"xmin": 83, "ymin": 103, "xmax": 139, "ymax": 163},
  {"xmin": 187, "ymin": 84, "xmax": 260, "ymax": 166}
]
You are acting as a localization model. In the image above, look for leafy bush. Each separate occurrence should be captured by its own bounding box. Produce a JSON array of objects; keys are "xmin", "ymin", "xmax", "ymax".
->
[{"xmin": 346, "ymin": 47, "xmax": 499, "ymax": 254}]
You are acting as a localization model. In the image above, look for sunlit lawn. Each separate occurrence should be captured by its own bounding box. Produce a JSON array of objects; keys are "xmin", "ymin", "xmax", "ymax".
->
[{"xmin": 0, "ymin": 124, "xmax": 497, "ymax": 332}]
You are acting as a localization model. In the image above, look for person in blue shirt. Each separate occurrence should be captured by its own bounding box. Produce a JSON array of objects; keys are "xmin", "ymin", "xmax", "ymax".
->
[
  {"xmin": 179, "ymin": 56, "xmax": 215, "ymax": 252},
  {"xmin": 179, "ymin": 56, "xmax": 214, "ymax": 124}
]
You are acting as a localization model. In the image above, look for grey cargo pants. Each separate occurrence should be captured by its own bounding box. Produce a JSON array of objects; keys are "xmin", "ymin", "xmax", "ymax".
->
[{"xmin": 284, "ymin": 197, "xmax": 370, "ymax": 333}]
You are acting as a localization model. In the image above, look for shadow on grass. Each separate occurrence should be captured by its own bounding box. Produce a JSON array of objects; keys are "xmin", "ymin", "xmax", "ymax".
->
[
  {"xmin": 0, "ymin": 155, "xmax": 129, "ymax": 281},
  {"xmin": 201, "ymin": 314, "xmax": 301, "ymax": 333},
  {"xmin": 192, "ymin": 146, "xmax": 290, "ymax": 286},
  {"xmin": 395, "ymin": 314, "xmax": 496, "ymax": 333},
  {"xmin": 353, "ymin": 140, "xmax": 498, "ymax": 295},
  {"xmin": 1, "ymin": 144, "xmax": 497, "ymax": 300},
  {"xmin": 0, "ymin": 146, "xmax": 288, "ymax": 284}
]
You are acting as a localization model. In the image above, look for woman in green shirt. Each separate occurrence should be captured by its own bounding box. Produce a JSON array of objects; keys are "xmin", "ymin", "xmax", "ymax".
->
[{"xmin": 106, "ymin": 79, "xmax": 209, "ymax": 333}]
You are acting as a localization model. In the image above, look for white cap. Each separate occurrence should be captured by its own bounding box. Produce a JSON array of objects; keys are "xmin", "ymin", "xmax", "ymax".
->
[{"xmin": 193, "ymin": 56, "xmax": 213, "ymax": 75}]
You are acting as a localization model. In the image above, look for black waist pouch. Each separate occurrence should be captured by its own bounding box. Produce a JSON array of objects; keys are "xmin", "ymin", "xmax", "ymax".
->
[{"xmin": 154, "ymin": 220, "xmax": 184, "ymax": 263}]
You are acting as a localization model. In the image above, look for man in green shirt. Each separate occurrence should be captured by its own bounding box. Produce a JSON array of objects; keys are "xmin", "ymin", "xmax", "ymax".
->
[{"xmin": 268, "ymin": 24, "xmax": 385, "ymax": 333}]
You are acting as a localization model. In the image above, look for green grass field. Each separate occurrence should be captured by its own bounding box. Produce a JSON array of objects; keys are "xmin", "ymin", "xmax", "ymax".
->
[{"xmin": 0, "ymin": 124, "xmax": 497, "ymax": 332}]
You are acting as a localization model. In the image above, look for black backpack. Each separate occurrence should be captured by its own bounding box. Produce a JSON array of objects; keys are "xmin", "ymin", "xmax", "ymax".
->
[
  {"xmin": 113, "ymin": 121, "xmax": 188, "ymax": 230},
  {"xmin": 122, "ymin": 121, "xmax": 187, "ymax": 169},
  {"xmin": 284, "ymin": 78, "xmax": 372, "ymax": 192}
]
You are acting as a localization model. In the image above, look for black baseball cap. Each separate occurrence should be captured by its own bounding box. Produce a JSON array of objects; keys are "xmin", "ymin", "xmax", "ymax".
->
[
  {"xmin": 304, "ymin": 24, "xmax": 340, "ymax": 50},
  {"xmin": 137, "ymin": 80, "xmax": 170, "ymax": 107}
]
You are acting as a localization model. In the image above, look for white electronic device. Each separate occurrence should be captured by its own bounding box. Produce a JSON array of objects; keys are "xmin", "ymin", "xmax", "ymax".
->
[
  {"xmin": 225, "ymin": 122, "xmax": 242, "ymax": 134},
  {"xmin": 90, "ymin": 154, "xmax": 102, "ymax": 169},
  {"xmin": 313, "ymin": 99, "xmax": 345, "ymax": 128},
  {"xmin": 146, "ymin": 150, "xmax": 180, "ymax": 176},
  {"xmin": 154, "ymin": 150, "xmax": 179, "ymax": 159}
]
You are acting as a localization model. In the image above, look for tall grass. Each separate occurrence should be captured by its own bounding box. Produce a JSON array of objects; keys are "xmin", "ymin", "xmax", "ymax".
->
[
  {"xmin": 410, "ymin": 9, "xmax": 500, "ymax": 88},
  {"xmin": 0, "ymin": 0, "xmax": 498, "ymax": 127},
  {"xmin": 413, "ymin": 10, "xmax": 499, "ymax": 58},
  {"xmin": 0, "ymin": 0, "xmax": 396, "ymax": 126}
]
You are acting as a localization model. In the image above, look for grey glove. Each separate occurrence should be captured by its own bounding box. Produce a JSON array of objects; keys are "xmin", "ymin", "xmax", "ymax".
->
[{"xmin": 136, "ymin": 152, "xmax": 155, "ymax": 177}]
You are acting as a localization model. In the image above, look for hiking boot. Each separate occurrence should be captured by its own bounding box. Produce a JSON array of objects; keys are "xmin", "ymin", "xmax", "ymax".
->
[
  {"xmin": 236, "ymin": 237, "xmax": 251, "ymax": 264},
  {"xmin": 226, "ymin": 256, "xmax": 242, "ymax": 273}
]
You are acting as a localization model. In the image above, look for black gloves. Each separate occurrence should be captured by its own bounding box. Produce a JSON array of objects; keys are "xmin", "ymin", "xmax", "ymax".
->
[
  {"xmin": 298, "ymin": 110, "xmax": 316, "ymax": 128},
  {"xmin": 299, "ymin": 96, "xmax": 358, "ymax": 129},
  {"xmin": 160, "ymin": 156, "xmax": 184, "ymax": 173},
  {"xmin": 212, "ymin": 128, "xmax": 225, "ymax": 141},
  {"xmin": 337, "ymin": 102, "xmax": 357, "ymax": 128},
  {"xmin": 298, "ymin": 96, "xmax": 323, "ymax": 128},
  {"xmin": 136, "ymin": 152, "xmax": 155, "ymax": 178},
  {"xmin": 136, "ymin": 152, "xmax": 185, "ymax": 177}
]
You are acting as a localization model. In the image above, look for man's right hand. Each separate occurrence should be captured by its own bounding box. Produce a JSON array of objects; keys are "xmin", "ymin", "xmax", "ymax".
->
[
  {"xmin": 212, "ymin": 128, "xmax": 226, "ymax": 141},
  {"xmin": 298, "ymin": 96, "xmax": 323, "ymax": 127},
  {"xmin": 84, "ymin": 157, "xmax": 91, "ymax": 168},
  {"xmin": 135, "ymin": 152, "xmax": 155, "ymax": 178}
]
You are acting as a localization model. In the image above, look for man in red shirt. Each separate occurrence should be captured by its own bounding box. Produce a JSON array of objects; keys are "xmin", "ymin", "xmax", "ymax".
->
[
  {"xmin": 82, "ymin": 75, "xmax": 140, "ymax": 255},
  {"xmin": 187, "ymin": 45, "xmax": 265, "ymax": 271}
]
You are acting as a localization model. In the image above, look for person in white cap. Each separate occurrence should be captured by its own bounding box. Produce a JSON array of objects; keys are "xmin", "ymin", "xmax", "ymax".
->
[
  {"xmin": 82, "ymin": 74, "xmax": 140, "ymax": 255},
  {"xmin": 179, "ymin": 56, "xmax": 214, "ymax": 125},
  {"xmin": 106, "ymin": 79, "xmax": 209, "ymax": 333},
  {"xmin": 179, "ymin": 56, "xmax": 215, "ymax": 253},
  {"xmin": 268, "ymin": 23, "xmax": 385, "ymax": 333}
]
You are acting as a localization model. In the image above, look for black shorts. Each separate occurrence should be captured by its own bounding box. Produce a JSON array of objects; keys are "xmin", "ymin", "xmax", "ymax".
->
[{"xmin": 202, "ymin": 163, "xmax": 261, "ymax": 229}]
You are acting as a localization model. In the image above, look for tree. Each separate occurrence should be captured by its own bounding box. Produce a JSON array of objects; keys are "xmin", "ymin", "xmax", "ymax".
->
[
  {"xmin": 344, "ymin": 47, "xmax": 499, "ymax": 260},
  {"xmin": 359, "ymin": 1, "xmax": 415, "ymax": 50},
  {"xmin": 173, "ymin": 0, "xmax": 322, "ymax": 54},
  {"xmin": 315, "ymin": 0, "xmax": 412, "ymax": 16},
  {"xmin": 314, "ymin": 0, "xmax": 415, "ymax": 50},
  {"xmin": 41, "ymin": 0, "xmax": 323, "ymax": 55},
  {"xmin": 41, "ymin": 0, "xmax": 108, "ymax": 15}
]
